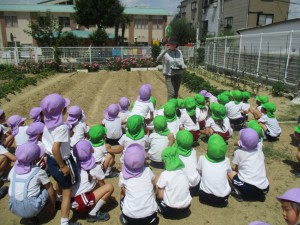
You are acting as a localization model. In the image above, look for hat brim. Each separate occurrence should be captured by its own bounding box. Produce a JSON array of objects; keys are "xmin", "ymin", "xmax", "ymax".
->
[{"xmin": 64, "ymin": 98, "xmax": 70, "ymax": 108}]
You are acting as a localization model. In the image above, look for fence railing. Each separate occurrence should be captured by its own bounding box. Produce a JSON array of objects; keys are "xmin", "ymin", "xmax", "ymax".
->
[{"xmin": 205, "ymin": 30, "xmax": 300, "ymax": 86}]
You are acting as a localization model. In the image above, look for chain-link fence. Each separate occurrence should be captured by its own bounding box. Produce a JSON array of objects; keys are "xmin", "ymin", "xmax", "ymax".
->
[{"xmin": 205, "ymin": 30, "xmax": 300, "ymax": 86}]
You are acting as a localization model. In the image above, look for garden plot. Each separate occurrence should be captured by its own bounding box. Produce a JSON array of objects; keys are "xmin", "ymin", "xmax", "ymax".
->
[{"xmin": 0, "ymin": 70, "xmax": 298, "ymax": 225}]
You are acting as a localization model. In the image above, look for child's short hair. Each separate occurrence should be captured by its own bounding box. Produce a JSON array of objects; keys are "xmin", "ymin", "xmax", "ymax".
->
[
  {"xmin": 280, "ymin": 200, "xmax": 300, "ymax": 214},
  {"xmin": 277, "ymin": 188, "xmax": 300, "ymax": 214}
]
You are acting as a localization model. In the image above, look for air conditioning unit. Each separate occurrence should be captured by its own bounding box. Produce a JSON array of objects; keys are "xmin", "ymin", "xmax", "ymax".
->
[{"xmin": 213, "ymin": 2, "xmax": 218, "ymax": 8}]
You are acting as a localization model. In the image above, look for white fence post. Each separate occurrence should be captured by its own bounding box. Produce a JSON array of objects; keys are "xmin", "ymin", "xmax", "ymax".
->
[
  {"xmin": 256, "ymin": 33, "xmax": 263, "ymax": 77},
  {"xmin": 212, "ymin": 38, "xmax": 216, "ymax": 65},
  {"xmin": 237, "ymin": 35, "xmax": 242, "ymax": 71},
  {"xmin": 121, "ymin": 47, "xmax": 123, "ymax": 59},
  {"xmin": 223, "ymin": 36, "xmax": 227, "ymax": 68},
  {"xmin": 89, "ymin": 45, "xmax": 92, "ymax": 64},
  {"xmin": 284, "ymin": 30, "xmax": 293, "ymax": 82},
  {"xmin": 14, "ymin": 47, "xmax": 19, "ymax": 66},
  {"xmin": 34, "ymin": 47, "xmax": 38, "ymax": 63}
]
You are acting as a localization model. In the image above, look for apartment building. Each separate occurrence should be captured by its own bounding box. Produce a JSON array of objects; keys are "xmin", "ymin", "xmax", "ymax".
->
[
  {"xmin": 0, "ymin": 4, "xmax": 169, "ymax": 47},
  {"xmin": 178, "ymin": 0, "xmax": 202, "ymax": 29}
]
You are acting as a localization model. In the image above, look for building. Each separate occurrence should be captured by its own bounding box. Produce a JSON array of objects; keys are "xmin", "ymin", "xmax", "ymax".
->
[
  {"xmin": 0, "ymin": 4, "xmax": 169, "ymax": 47},
  {"xmin": 178, "ymin": 0, "xmax": 202, "ymax": 29}
]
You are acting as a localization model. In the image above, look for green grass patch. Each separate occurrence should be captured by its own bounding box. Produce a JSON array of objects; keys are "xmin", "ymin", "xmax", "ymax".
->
[{"xmin": 263, "ymin": 143, "xmax": 295, "ymax": 161}]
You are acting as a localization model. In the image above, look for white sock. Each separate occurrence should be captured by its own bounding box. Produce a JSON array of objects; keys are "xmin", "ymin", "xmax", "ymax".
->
[
  {"xmin": 60, "ymin": 218, "xmax": 68, "ymax": 225},
  {"xmin": 105, "ymin": 167, "xmax": 112, "ymax": 176},
  {"xmin": 89, "ymin": 199, "xmax": 106, "ymax": 216},
  {"xmin": 57, "ymin": 194, "xmax": 62, "ymax": 202}
]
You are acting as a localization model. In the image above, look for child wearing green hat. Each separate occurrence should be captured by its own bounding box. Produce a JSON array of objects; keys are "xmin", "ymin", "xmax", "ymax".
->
[
  {"xmin": 88, "ymin": 125, "xmax": 118, "ymax": 178},
  {"xmin": 195, "ymin": 94, "xmax": 209, "ymax": 129},
  {"xmin": 197, "ymin": 134, "xmax": 232, "ymax": 207},
  {"xmin": 241, "ymin": 91, "xmax": 251, "ymax": 121},
  {"xmin": 163, "ymin": 102, "xmax": 181, "ymax": 137},
  {"xmin": 148, "ymin": 116, "xmax": 175, "ymax": 168},
  {"xmin": 251, "ymin": 95, "xmax": 269, "ymax": 120},
  {"xmin": 175, "ymin": 130, "xmax": 200, "ymax": 193},
  {"xmin": 156, "ymin": 146, "xmax": 192, "ymax": 217},
  {"xmin": 225, "ymin": 90, "xmax": 246, "ymax": 128},
  {"xmin": 258, "ymin": 102, "xmax": 281, "ymax": 142}
]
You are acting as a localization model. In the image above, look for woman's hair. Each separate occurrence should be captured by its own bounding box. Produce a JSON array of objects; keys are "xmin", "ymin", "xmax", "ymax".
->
[{"xmin": 215, "ymin": 119, "xmax": 226, "ymax": 131}]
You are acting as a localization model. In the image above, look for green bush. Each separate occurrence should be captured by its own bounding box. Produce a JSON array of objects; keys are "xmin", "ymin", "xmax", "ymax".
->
[
  {"xmin": 151, "ymin": 45, "xmax": 161, "ymax": 62},
  {"xmin": 272, "ymin": 81, "xmax": 284, "ymax": 96}
]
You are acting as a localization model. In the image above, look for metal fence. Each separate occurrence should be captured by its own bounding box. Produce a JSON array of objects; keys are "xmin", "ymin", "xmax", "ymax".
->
[
  {"xmin": 205, "ymin": 30, "xmax": 300, "ymax": 86},
  {"xmin": 0, "ymin": 46, "xmax": 195, "ymax": 67}
]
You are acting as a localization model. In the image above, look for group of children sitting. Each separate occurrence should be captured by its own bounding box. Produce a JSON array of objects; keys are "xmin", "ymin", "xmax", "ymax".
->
[{"xmin": 0, "ymin": 83, "xmax": 298, "ymax": 225}]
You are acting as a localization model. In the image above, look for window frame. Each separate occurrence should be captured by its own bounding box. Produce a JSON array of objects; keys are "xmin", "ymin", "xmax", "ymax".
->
[
  {"xmin": 257, "ymin": 13, "xmax": 273, "ymax": 26},
  {"xmin": 224, "ymin": 17, "xmax": 233, "ymax": 28},
  {"xmin": 5, "ymin": 15, "xmax": 18, "ymax": 28}
]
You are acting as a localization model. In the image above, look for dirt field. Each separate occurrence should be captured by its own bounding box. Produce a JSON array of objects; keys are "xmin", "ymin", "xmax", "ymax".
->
[{"xmin": 0, "ymin": 70, "xmax": 299, "ymax": 225}]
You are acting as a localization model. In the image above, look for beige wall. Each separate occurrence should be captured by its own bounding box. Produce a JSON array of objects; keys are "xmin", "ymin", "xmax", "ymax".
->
[{"xmin": 224, "ymin": 0, "xmax": 248, "ymax": 34}]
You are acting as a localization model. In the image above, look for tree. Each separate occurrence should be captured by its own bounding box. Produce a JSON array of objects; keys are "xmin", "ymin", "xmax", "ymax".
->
[
  {"xmin": 58, "ymin": 32, "xmax": 84, "ymax": 47},
  {"xmin": 169, "ymin": 18, "xmax": 196, "ymax": 45},
  {"xmin": 74, "ymin": 0, "xmax": 124, "ymax": 29},
  {"xmin": 114, "ymin": 13, "xmax": 131, "ymax": 46},
  {"xmin": 24, "ymin": 10, "xmax": 63, "ymax": 47},
  {"xmin": 89, "ymin": 29, "xmax": 108, "ymax": 46}
]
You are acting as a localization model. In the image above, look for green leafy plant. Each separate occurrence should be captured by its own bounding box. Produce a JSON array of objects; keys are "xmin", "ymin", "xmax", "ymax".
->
[
  {"xmin": 272, "ymin": 81, "xmax": 284, "ymax": 96},
  {"xmin": 151, "ymin": 45, "xmax": 161, "ymax": 62}
]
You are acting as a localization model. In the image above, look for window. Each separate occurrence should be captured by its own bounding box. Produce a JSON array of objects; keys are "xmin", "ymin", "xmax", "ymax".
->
[
  {"xmin": 203, "ymin": 0, "xmax": 209, "ymax": 8},
  {"xmin": 59, "ymin": 17, "xmax": 70, "ymax": 27},
  {"xmin": 134, "ymin": 18, "xmax": 148, "ymax": 29},
  {"xmin": 153, "ymin": 18, "xmax": 162, "ymax": 29},
  {"xmin": 224, "ymin": 17, "xmax": 233, "ymax": 28},
  {"xmin": 191, "ymin": 1, "xmax": 197, "ymax": 11},
  {"xmin": 181, "ymin": 6, "xmax": 186, "ymax": 14},
  {"xmin": 257, "ymin": 14, "xmax": 273, "ymax": 26},
  {"xmin": 5, "ymin": 16, "xmax": 18, "ymax": 27}
]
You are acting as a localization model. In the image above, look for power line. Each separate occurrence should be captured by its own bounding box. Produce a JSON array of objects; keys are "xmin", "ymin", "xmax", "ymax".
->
[{"xmin": 275, "ymin": 0, "xmax": 300, "ymax": 6}]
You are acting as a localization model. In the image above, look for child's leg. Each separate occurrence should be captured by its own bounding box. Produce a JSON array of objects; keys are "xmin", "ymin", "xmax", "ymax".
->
[
  {"xmin": 0, "ymin": 155, "xmax": 8, "ymax": 175},
  {"xmin": 252, "ymin": 109, "xmax": 262, "ymax": 120},
  {"xmin": 61, "ymin": 188, "xmax": 72, "ymax": 220},
  {"xmin": 259, "ymin": 123, "xmax": 268, "ymax": 131},
  {"xmin": 103, "ymin": 153, "xmax": 115, "ymax": 172},
  {"xmin": 4, "ymin": 135, "xmax": 14, "ymax": 148},
  {"xmin": 227, "ymin": 171, "xmax": 238, "ymax": 182}
]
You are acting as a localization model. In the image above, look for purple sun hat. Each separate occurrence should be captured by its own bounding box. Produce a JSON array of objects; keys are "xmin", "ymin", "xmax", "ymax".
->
[
  {"xmin": 204, "ymin": 92, "xmax": 213, "ymax": 98},
  {"xmin": 119, "ymin": 97, "xmax": 130, "ymax": 112},
  {"xmin": 104, "ymin": 104, "xmax": 120, "ymax": 121},
  {"xmin": 7, "ymin": 115, "xmax": 26, "ymax": 136},
  {"xmin": 73, "ymin": 140, "xmax": 95, "ymax": 171},
  {"xmin": 29, "ymin": 107, "xmax": 42, "ymax": 122},
  {"xmin": 14, "ymin": 142, "xmax": 41, "ymax": 175},
  {"xmin": 238, "ymin": 128, "xmax": 259, "ymax": 150},
  {"xmin": 122, "ymin": 143, "xmax": 145, "ymax": 179},
  {"xmin": 277, "ymin": 188, "xmax": 300, "ymax": 204},
  {"xmin": 66, "ymin": 105, "xmax": 82, "ymax": 126},
  {"xmin": 249, "ymin": 221, "xmax": 270, "ymax": 225},
  {"xmin": 199, "ymin": 90, "xmax": 208, "ymax": 97},
  {"xmin": 40, "ymin": 93, "xmax": 69, "ymax": 130},
  {"xmin": 137, "ymin": 84, "xmax": 152, "ymax": 103},
  {"xmin": 26, "ymin": 122, "xmax": 45, "ymax": 143}
]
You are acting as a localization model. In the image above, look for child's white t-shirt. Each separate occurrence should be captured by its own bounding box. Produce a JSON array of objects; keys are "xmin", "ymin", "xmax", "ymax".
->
[
  {"xmin": 118, "ymin": 134, "xmax": 148, "ymax": 163},
  {"xmin": 148, "ymin": 133, "xmax": 169, "ymax": 162},
  {"xmin": 241, "ymin": 102, "xmax": 250, "ymax": 113},
  {"xmin": 92, "ymin": 144, "xmax": 107, "ymax": 163},
  {"xmin": 180, "ymin": 110, "xmax": 200, "ymax": 131},
  {"xmin": 71, "ymin": 164, "xmax": 105, "ymax": 197},
  {"xmin": 14, "ymin": 126, "xmax": 29, "ymax": 146},
  {"xmin": 157, "ymin": 169, "xmax": 192, "ymax": 208},
  {"xmin": 70, "ymin": 121, "xmax": 89, "ymax": 147},
  {"xmin": 119, "ymin": 167, "xmax": 157, "ymax": 218},
  {"xmin": 225, "ymin": 101, "xmax": 243, "ymax": 119},
  {"xmin": 42, "ymin": 124, "xmax": 71, "ymax": 160},
  {"xmin": 209, "ymin": 96, "xmax": 218, "ymax": 103},
  {"xmin": 197, "ymin": 156, "xmax": 232, "ymax": 197},
  {"xmin": 179, "ymin": 149, "xmax": 201, "ymax": 187},
  {"xmin": 232, "ymin": 148, "xmax": 269, "ymax": 190},
  {"xmin": 0, "ymin": 145, "xmax": 8, "ymax": 155},
  {"xmin": 146, "ymin": 110, "xmax": 159, "ymax": 131},
  {"xmin": 118, "ymin": 111, "xmax": 130, "ymax": 123},
  {"xmin": 258, "ymin": 115, "xmax": 281, "ymax": 137},
  {"xmin": 206, "ymin": 117, "xmax": 233, "ymax": 135},
  {"xmin": 167, "ymin": 118, "xmax": 181, "ymax": 138},
  {"xmin": 102, "ymin": 117, "xmax": 122, "ymax": 139},
  {"xmin": 130, "ymin": 101, "xmax": 154, "ymax": 119},
  {"xmin": 8, "ymin": 167, "xmax": 49, "ymax": 201},
  {"xmin": 198, "ymin": 107, "xmax": 208, "ymax": 121}
]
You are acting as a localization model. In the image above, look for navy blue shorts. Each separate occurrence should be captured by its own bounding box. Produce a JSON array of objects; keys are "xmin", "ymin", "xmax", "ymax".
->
[
  {"xmin": 232, "ymin": 175, "xmax": 269, "ymax": 200},
  {"xmin": 47, "ymin": 155, "xmax": 79, "ymax": 189},
  {"xmin": 105, "ymin": 137, "xmax": 121, "ymax": 146},
  {"xmin": 230, "ymin": 117, "xmax": 244, "ymax": 125},
  {"xmin": 199, "ymin": 189, "xmax": 228, "ymax": 207},
  {"xmin": 265, "ymin": 129, "xmax": 279, "ymax": 142},
  {"xmin": 156, "ymin": 197, "xmax": 190, "ymax": 217}
]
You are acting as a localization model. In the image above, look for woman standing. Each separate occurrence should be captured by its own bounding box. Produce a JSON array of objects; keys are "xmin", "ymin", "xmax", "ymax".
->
[{"xmin": 157, "ymin": 37, "xmax": 186, "ymax": 100}]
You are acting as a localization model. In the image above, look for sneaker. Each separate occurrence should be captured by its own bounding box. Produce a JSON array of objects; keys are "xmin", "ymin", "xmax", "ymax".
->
[
  {"xmin": 230, "ymin": 190, "xmax": 243, "ymax": 202},
  {"xmin": 105, "ymin": 171, "xmax": 118, "ymax": 178},
  {"xmin": 0, "ymin": 186, "xmax": 8, "ymax": 199},
  {"xmin": 119, "ymin": 214, "xmax": 128, "ymax": 225},
  {"xmin": 87, "ymin": 211, "xmax": 110, "ymax": 222}
]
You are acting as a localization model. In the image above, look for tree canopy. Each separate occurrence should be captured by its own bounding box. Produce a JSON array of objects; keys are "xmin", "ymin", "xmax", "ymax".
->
[
  {"xmin": 169, "ymin": 18, "xmax": 196, "ymax": 45},
  {"xmin": 74, "ymin": 0, "xmax": 124, "ymax": 29}
]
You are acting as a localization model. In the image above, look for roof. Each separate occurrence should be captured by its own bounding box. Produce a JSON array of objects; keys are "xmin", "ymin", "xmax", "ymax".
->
[{"xmin": 0, "ymin": 4, "xmax": 169, "ymax": 15}]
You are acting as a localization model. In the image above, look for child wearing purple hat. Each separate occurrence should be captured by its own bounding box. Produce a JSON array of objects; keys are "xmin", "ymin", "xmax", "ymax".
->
[
  {"xmin": 66, "ymin": 105, "xmax": 89, "ymax": 147},
  {"xmin": 249, "ymin": 222, "xmax": 270, "ymax": 225},
  {"xmin": 199, "ymin": 90, "xmax": 218, "ymax": 105},
  {"xmin": 130, "ymin": 84, "xmax": 154, "ymax": 124},
  {"xmin": 72, "ymin": 140, "xmax": 114, "ymax": 222},
  {"xmin": 29, "ymin": 107, "xmax": 44, "ymax": 123},
  {"xmin": 118, "ymin": 97, "xmax": 131, "ymax": 124},
  {"xmin": 228, "ymin": 128, "xmax": 269, "ymax": 201},
  {"xmin": 119, "ymin": 143, "xmax": 158, "ymax": 225},
  {"xmin": 8, "ymin": 142, "xmax": 56, "ymax": 223},
  {"xmin": 40, "ymin": 93, "xmax": 79, "ymax": 225},
  {"xmin": 7, "ymin": 115, "xmax": 29, "ymax": 147},
  {"xmin": 102, "ymin": 104, "xmax": 123, "ymax": 146},
  {"xmin": 277, "ymin": 188, "xmax": 300, "ymax": 225}
]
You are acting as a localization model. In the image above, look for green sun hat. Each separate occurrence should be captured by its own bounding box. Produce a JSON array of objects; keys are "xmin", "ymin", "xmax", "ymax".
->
[
  {"xmin": 126, "ymin": 115, "xmax": 144, "ymax": 140},
  {"xmin": 248, "ymin": 120, "xmax": 263, "ymax": 141},
  {"xmin": 150, "ymin": 96, "xmax": 157, "ymax": 108},
  {"xmin": 242, "ymin": 91, "xmax": 251, "ymax": 102},
  {"xmin": 230, "ymin": 90, "xmax": 243, "ymax": 104},
  {"xmin": 206, "ymin": 134, "xmax": 227, "ymax": 163},
  {"xmin": 262, "ymin": 102, "xmax": 276, "ymax": 118},
  {"xmin": 162, "ymin": 146, "xmax": 185, "ymax": 171},
  {"xmin": 164, "ymin": 102, "xmax": 177, "ymax": 122},
  {"xmin": 210, "ymin": 103, "xmax": 226, "ymax": 120},
  {"xmin": 168, "ymin": 98, "xmax": 178, "ymax": 108},
  {"xmin": 294, "ymin": 125, "xmax": 300, "ymax": 134},
  {"xmin": 217, "ymin": 93, "xmax": 230, "ymax": 105},
  {"xmin": 256, "ymin": 96, "xmax": 269, "ymax": 104},
  {"xmin": 184, "ymin": 97, "xmax": 196, "ymax": 116},
  {"xmin": 175, "ymin": 130, "xmax": 193, "ymax": 157},
  {"xmin": 194, "ymin": 94, "xmax": 206, "ymax": 109},
  {"xmin": 153, "ymin": 115, "xmax": 170, "ymax": 136},
  {"xmin": 89, "ymin": 125, "xmax": 107, "ymax": 147},
  {"xmin": 222, "ymin": 91, "xmax": 231, "ymax": 97},
  {"xmin": 177, "ymin": 98, "xmax": 185, "ymax": 109}
]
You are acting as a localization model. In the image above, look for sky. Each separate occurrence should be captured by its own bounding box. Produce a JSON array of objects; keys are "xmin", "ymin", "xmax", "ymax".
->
[{"xmin": 0, "ymin": 0, "xmax": 182, "ymax": 15}]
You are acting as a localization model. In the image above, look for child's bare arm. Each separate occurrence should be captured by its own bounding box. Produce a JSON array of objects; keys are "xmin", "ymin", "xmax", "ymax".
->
[
  {"xmin": 52, "ymin": 142, "xmax": 70, "ymax": 176},
  {"xmin": 3, "ymin": 151, "xmax": 16, "ymax": 162},
  {"xmin": 107, "ymin": 145, "xmax": 124, "ymax": 154},
  {"xmin": 168, "ymin": 133, "xmax": 175, "ymax": 146},
  {"xmin": 157, "ymin": 187, "xmax": 164, "ymax": 200}
]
